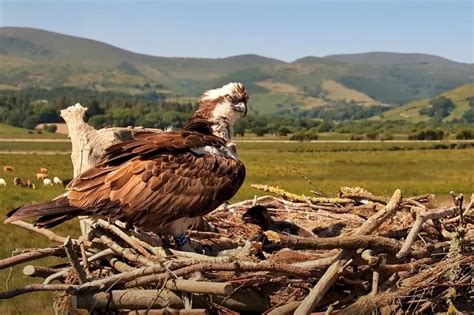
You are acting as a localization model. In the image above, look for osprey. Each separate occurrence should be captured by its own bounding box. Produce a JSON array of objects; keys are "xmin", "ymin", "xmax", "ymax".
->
[{"xmin": 6, "ymin": 82, "xmax": 249, "ymax": 251}]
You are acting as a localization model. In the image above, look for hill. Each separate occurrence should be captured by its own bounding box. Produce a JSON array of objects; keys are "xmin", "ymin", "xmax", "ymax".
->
[
  {"xmin": 382, "ymin": 83, "xmax": 474, "ymax": 122},
  {"xmin": 1, "ymin": 27, "xmax": 473, "ymax": 113}
]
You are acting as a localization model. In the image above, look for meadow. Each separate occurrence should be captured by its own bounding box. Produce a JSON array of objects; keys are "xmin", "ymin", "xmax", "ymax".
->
[{"xmin": 0, "ymin": 141, "xmax": 473, "ymax": 314}]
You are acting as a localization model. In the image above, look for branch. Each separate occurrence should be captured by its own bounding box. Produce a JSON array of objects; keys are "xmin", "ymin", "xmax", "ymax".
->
[
  {"xmin": 268, "ymin": 233, "xmax": 425, "ymax": 258},
  {"xmin": 63, "ymin": 236, "xmax": 88, "ymax": 284},
  {"xmin": 396, "ymin": 206, "xmax": 458, "ymax": 259},
  {"xmin": 96, "ymin": 220, "xmax": 152, "ymax": 257},
  {"xmin": 93, "ymin": 227, "xmax": 156, "ymax": 266},
  {"xmin": 71, "ymin": 290, "xmax": 183, "ymax": 310},
  {"xmin": 294, "ymin": 189, "xmax": 402, "ymax": 315},
  {"xmin": 124, "ymin": 261, "xmax": 318, "ymax": 289},
  {"xmin": 0, "ymin": 284, "xmax": 71, "ymax": 299},
  {"xmin": 251, "ymin": 184, "xmax": 353, "ymax": 204},
  {"xmin": 0, "ymin": 247, "xmax": 65, "ymax": 270},
  {"xmin": 22, "ymin": 265, "xmax": 62, "ymax": 278}
]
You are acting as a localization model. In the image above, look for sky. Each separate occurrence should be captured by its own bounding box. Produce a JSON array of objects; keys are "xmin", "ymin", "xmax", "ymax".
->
[{"xmin": 0, "ymin": 0, "xmax": 472, "ymax": 63}]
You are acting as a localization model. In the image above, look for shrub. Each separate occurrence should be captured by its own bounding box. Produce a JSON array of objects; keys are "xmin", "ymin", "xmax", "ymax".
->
[
  {"xmin": 408, "ymin": 129, "xmax": 444, "ymax": 140},
  {"xmin": 456, "ymin": 130, "xmax": 474, "ymax": 140},
  {"xmin": 380, "ymin": 133, "xmax": 394, "ymax": 141},
  {"xmin": 350, "ymin": 134, "xmax": 364, "ymax": 141},
  {"xmin": 290, "ymin": 130, "xmax": 319, "ymax": 141},
  {"xmin": 365, "ymin": 131, "xmax": 378, "ymax": 140},
  {"xmin": 43, "ymin": 124, "xmax": 57, "ymax": 133}
]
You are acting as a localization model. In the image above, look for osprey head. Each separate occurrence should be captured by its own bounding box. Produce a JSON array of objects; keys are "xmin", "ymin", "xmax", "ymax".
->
[{"xmin": 189, "ymin": 82, "xmax": 248, "ymax": 141}]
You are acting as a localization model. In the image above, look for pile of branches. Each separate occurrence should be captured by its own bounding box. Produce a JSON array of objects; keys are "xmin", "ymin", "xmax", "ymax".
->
[{"xmin": 0, "ymin": 186, "xmax": 473, "ymax": 314}]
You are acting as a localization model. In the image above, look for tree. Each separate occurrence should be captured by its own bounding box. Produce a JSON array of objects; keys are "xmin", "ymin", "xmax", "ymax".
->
[
  {"xmin": 408, "ymin": 129, "xmax": 444, "ymax": 140},
  {"xmin": 277, "ymin": 126, "xmax": 292, "ymax": 137},
  {"xmin": 43, "ymin": 124, "xmax": 58, "ymax": 133},
  {"xmin": 419, "ymin": 97, "xmax": 455, "ymax": 121},
  {"xmin": 456, "ymin": 130, "xmax": 474, "ymax": 140}
]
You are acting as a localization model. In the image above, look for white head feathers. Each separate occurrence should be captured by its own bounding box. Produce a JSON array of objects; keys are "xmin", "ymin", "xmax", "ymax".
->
[{"xmin": 201, "ymin": 82, "xmax": 245, "ymax": 101}]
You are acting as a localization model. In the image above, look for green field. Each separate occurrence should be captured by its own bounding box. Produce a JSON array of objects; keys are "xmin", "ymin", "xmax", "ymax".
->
[
  {"xmin": 0, "ymin": 142, "xmax": 473, "ymax": 314},
  {"xmin": 0, "ymin": 124, "xmax": 67, "ymax": 139}
]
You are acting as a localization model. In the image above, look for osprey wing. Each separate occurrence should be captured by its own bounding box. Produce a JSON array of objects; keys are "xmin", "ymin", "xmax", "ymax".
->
[{"xmin": 63, "ymin": 131, "xmax": 245, "ymax": 229}]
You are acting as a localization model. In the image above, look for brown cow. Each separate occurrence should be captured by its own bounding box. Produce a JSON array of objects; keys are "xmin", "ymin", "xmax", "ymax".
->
[
  {"xmin": 14, "ymin": 177, "xmax": 35, "ymax": 189},
  {"xmin": 40, "ymin": 168, "xmax": 49, "ymax": 175},
  {"xmin": 3, "ymin": 165, "xmax": 14, "ymax": 172},
  {"xmin": 36, "ymin": 173, "xmax": 48, "ymax": 181}
]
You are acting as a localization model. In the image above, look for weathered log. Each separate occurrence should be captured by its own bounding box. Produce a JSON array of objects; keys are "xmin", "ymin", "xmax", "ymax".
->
[
  {"xmin": 60, "ymin": 103, "xmax": 161, "ymax": 235},
  {"xmin": 22, "ymin": 265, "xmax": 62, "ymax": 278},
  {"xmin": 71, "ymin": 290, "xmax": 183, "ymax": 310}
]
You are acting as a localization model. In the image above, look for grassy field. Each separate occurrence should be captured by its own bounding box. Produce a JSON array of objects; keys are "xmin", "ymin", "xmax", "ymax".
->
[
  {"xmin": 0, "ymin": 124, "xmax": 67, "ymax": 139},
  {"xmin": 0, "ymin": 142, "xmax": 473, "ymax": 314}
]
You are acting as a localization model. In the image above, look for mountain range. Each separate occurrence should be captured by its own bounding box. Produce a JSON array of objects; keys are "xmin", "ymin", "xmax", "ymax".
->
[{"xmin": 1, "ymin": 27, "xmax": 473, "ymax": 116}]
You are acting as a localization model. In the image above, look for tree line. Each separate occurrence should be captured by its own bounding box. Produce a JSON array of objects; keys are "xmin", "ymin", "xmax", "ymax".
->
[{"xmin": 0, "ymin": 87, "xmax": 472, "ymax": 140}]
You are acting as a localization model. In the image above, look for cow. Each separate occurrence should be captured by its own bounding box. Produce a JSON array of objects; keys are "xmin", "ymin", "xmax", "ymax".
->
[
  {"xmin": 14, "ymin": 177, "xmax": 35, "ymax": 189},
  {"xmin": 0, "ymin": 178, "xmax": 6, "ymax": 187},
  {"xmin": 43, "ymin": 178, "xmax": 53, "ymax": 187},
  {"xmin": 4, "ymin": 166, "xmax": 14, "ymax": 172},
  {"xmin": 40, "ymin": 168, "xmax": 49, "ymax": 175},
  {"xmin": 37, "ymin": 173, "xmax": 48, "ymax": 181}
]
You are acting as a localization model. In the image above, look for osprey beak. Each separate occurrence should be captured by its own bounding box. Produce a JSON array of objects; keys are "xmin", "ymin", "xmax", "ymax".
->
[{"xmin": 233, "ymin": 102, "xmax": 247, "ymax": 117}]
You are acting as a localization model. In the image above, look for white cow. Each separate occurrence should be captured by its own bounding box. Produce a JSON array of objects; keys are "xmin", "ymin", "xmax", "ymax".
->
[
  {"xmin": 43, "ymin": 178, "xmax": 53, "ymax": 186},
  {"xmin": 0, "ymin": 178, "xmax": 6, "ymax": 187},
  {"xmin": 53, "ymin": 176, "xmax": 63, "ymax": 185}
]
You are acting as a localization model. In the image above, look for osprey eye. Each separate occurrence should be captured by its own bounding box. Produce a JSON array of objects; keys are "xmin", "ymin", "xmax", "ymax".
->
[{"xmin": 225, "ymin": 95, "xmax": 233, "ymax": 102}]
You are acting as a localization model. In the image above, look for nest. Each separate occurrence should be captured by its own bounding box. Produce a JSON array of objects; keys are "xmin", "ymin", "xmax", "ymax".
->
[{"xmin": 0, "ymin": 185, "xmax": 473, "ymax": 314}]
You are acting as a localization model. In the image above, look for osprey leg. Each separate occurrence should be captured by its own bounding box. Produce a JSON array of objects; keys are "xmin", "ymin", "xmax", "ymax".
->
[{"xmin": 162, "ymin": 217, "xmax": 199, "ymax": 252}]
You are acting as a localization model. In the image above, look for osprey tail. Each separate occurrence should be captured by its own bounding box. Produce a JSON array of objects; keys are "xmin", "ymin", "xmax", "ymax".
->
[{"xmin": 5, "ymin": 195, "xmax": 86, "ymax": 228}]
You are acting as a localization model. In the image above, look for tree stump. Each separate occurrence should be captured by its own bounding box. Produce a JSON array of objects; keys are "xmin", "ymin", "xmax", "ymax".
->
[{"xmin": 60, "ymin": 103, "xmax": 162, "ymax": 235}]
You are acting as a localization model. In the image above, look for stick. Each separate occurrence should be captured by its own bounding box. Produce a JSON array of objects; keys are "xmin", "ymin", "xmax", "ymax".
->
[
  {"xmin": 266, "ymin": 301, "xmax": 301, "ymax": 315},
  {"xmin": 251, "ymin": 184, "xmax": 353, "ymax": 204},
  {"xmin": 0, "ymin": 284, "xmax": 71, "ymax": 299},
  {"xmin": 295, "ymin": 189, "xmax": 402, "ymax": 315},
  {"xmin": 96, "ymin": 220, "xmax": 152, "ymax": 257},
  {"xmin": 165, "ymin": 279, "xmax": 234, "ymax": 295},
  {"xmin": 93, "ymin": 227, "xmax": 155, "ymax": 266},
  {"xmin": 71, "ymin": 290, "xmax": 184, "ymax": 310},
  {"xmin": 396, "ymin": 207, "xmax": 458, "ymax": 259},
  {"xmin": 0, "ymin": 247, "xmax": 65, "ymax": 270},
  {"xmin": 22, "ymin": 265, "xmax": 62, "ymax": 278},
  {"xmin": 124, "ymin": 261, "xmax": 318, "ymax": 289},
  {"xmin": 63, "ymin": 236, "xmax": 88, "ymax": 284},
  {"xmin": 269, "ymin": 233, "xmax": 424, "ymax": 258},
  {"xmin": 294, "ymin": 261, "xmax": 345, "ymax": 315}
]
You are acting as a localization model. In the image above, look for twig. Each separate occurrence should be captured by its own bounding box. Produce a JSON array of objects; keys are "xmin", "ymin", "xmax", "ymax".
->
[
  {"xmin": 251, "ymin": 184, "xmax": 353, "ymax": 204},
  {"xmin": 10, "ymin": 220, "xmax": 91, "ymax": 246},
  {"xmin": 397, "ymin": 207, "xmax": 458, "ymax": 259},
  {"xmin": 63, "ymin": 236, "xmax": 88, "ymax": 284},
  {"xmin": 0, "ymin": 284, "xmax": 71, "ymax": 299},
  {"xmin": 0, "ymin": 247, "xmax": 65, "ymax": 270},
  {"xmin": 93, "ymin": 227, "xmax": 155, "ymax": 266},
  {"xmin": 96, "ymin": 220, "xmax": 152, "ymax": 257}
]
